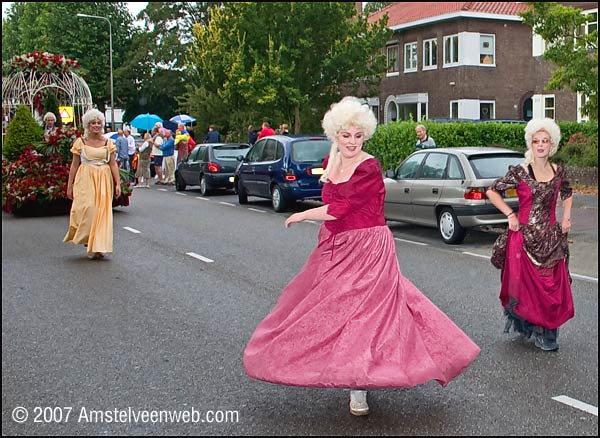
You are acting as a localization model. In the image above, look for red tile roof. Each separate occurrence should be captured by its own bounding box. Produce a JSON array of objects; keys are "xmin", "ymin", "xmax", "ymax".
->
[{"xmin": 368, "ymin": 2, "xmax": 531, "ymax": 28}]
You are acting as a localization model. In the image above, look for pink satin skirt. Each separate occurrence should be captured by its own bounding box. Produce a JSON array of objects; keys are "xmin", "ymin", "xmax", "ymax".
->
[{"xmin": 243, "ymin": 225, "xmax": 480, "ymax": 388}]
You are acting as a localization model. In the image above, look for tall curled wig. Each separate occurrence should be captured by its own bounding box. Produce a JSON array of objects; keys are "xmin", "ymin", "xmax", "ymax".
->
[
  {"xmin": 81, "ymin": 108, "xmax": 105, "ymax": 139},
  {"xmin": 320, "ymin": 96, "xmax": 377, "ymax": 182},
  {"xmin": 523, "ymin": 118, "xmax": 561, "ymax": 166}
]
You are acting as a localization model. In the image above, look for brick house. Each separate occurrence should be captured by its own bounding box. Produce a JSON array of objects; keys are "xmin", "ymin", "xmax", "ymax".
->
[{"xmin": 365, "ymin": 2, "xmax": 598, "ymax": 124}]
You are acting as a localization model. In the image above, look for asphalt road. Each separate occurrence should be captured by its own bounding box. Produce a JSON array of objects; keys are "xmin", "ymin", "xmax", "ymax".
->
[{"xmin": 2, "ymin": 186, "xmax": 598, "ymax": 436}]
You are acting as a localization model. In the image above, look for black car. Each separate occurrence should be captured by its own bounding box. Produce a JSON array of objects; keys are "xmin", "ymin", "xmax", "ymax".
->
[{"xmin": 175, "ymin": 142, "xmax": 251, "ymax": 195}]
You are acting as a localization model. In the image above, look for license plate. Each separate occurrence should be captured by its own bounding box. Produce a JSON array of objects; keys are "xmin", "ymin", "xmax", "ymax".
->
[
  {"xmin": 310, "ymin": 167, "xmax": 324, "ymax": 176},
  {"xmin": 503, "ymin": 188, "xmax": 517, "ymax": 198}
]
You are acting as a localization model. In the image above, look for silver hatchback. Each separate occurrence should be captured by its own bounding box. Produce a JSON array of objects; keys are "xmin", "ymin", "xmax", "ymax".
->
[{"xmin": 383, "ymin": 147, "xmax": 524, "ymax": 244}]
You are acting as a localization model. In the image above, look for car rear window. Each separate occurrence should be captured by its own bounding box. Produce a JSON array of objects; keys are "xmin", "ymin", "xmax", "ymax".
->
[
  {"xmin": 291, "ymin": 140, "xmax": 331, "ymax": 163},
  {"xmin": 468, "ymin": 153, "xmax": 524, "ymax": 178},
  {"xmin": 213, "ymin": 145, "xmax": 251, "ymax": 161}
]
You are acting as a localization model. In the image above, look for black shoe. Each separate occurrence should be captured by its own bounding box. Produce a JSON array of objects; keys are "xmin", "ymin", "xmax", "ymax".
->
[{"xmin": 534, "ymin": 334, "xmax": 559, "ymax": 351}]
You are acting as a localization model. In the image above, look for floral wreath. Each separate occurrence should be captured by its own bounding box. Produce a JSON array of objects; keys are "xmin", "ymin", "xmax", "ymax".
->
[{"xmin": 6, "ymin": 51, "xmax": 79, "ymax": 75}]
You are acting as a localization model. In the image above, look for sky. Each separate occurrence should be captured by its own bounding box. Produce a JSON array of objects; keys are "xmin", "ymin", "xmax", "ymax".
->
[{"xmin": 2, "ymin": 2, "xmax": 148, "ymax": 20}]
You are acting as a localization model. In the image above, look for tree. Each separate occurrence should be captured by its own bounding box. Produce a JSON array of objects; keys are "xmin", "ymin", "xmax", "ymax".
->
[
  {"xmin": 520, "ymin": 2, "xmax": 598, "ymax": 120},
  {"xmin": 2, "ymin": 104, "xmax": 43, "ymax": 161},
  {"xmin": 364, "ymin": 2, "xmax": 393, "ymax": 15},
  {"xmin": 185, "ymin": 2, "xmax": 391, "ymax": 135}
]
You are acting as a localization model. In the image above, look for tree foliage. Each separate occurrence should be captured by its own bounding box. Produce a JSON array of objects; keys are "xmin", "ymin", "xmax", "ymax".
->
[
  {"xmin": 364, "ymin": 2, "xmax": 393, "ymax": 15},
  {"xmin": 520, "ymin": 2, "xmax": 598, "ymax": 120},
  {"xmin": 2, "ymin": 104, "xmax": 43, "ymax": 161},
  {"xmin": 184, "ymin": 2, "xmax": 391, "ymax": 136}
]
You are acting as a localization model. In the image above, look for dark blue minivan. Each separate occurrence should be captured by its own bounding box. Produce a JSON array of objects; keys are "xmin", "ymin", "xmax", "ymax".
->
[{"xmin": 233, "ymin": 135, "xmax": 332, "ymax": 212}]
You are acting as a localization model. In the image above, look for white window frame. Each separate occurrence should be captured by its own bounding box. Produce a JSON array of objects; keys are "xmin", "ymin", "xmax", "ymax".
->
[
  {"xmin": 387, "ymin": 45, "xmax": 399, "ymax": 76},
  {"xmin": 450, "ymin": 101, "xmax": 459, "ymax": 119},
  {"xmin": 404, "ymin": 42, "xmax": 418, "ymax": 72},
  {"xmin": 585, "ymin": 9, "xmax": 598, "ymax": 34},
  {"xmin": 443, "ymin": 34, "xmax": 459, "ymax": 67},
  {"xmin": 423, "ymin": 38, "xmax": 437, "ymax": 70},
  {"xmin": 480, "ymin": 101, "xmax": 496, "ymax": 120},
  {"xmin": 577, "ymin": 93, "xmax": 590, "ymax": 122},
  {"xmin": 543, "ymin": 95, "xmax": 555, "ymax": 119},
  {"xmin": 479, "ymin": 34, "xmax": 495, "ymax": 66}
]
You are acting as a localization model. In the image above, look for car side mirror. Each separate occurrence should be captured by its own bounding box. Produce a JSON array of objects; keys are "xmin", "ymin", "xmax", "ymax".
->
[{"xmin": 385, "ymin": 169, "xmax": 396, "ymax": 179}]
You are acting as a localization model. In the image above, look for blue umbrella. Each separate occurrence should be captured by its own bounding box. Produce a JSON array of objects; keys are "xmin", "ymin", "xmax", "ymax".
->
[
  {"xmin": 170, "ymin": 114, "xmax": 196, "ymax": 124},
  {"xmin": 103, "ymin": 132, "xmax": 118, "ymax": 141},
  {"xmin": 130, "ymin": 113, "xmax": 163, "ymax": 131}
]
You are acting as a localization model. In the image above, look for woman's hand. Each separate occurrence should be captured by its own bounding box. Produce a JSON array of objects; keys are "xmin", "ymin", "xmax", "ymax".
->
[
  {"xmin": 115, "ymin": 184, "xmax": 121, "ymax": 198},
  {"xmin": 285, "ymin": 212, "xmax": 305, "ymax": 228},
  {"xmin": 507, "ymin": 215, "xmax": 519, "ymax": 232},
  {"xmin": 67, "ymin": 186, "xmax": 74, "ymax": 200},
  {"xmin": 561, "ymin": 216, "xmax": 571, "ymax": 234}
]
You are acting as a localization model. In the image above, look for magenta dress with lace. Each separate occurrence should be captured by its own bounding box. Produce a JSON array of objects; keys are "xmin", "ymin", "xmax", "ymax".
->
[
  {"xmin": 243, "ymin": 158, "xmax": 480, "ymax": 388},
  {"xmin": 489, "ymin": 164, "xmax": 574, "ymax": 332}
]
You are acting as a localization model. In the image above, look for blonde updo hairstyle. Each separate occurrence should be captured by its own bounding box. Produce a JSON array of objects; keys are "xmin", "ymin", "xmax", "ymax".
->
[
  {"xmin": 81, "ymin": 108, "xmax": 105, "ymax": 139},
  {"xmin": 523, "ymin": 118, "xmax": 561, "ymax": 166},
  {"xmin": 320, "ymin": 96, "xmax": 377, "ymax": 182}
]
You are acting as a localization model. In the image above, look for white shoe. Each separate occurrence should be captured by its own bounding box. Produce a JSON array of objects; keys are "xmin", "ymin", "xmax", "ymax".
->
[{"xmin": 350, "ymin": 390, "xmax": 369, "ymax": 416}]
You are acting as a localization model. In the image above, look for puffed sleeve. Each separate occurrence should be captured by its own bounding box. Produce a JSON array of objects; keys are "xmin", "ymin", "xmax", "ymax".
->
[
  {"xmin": 70, "ymin": 137, "xmax": 83, "ymax": 155},
  {"xmin": 327, "ymin": 159, "xmax": 383, "ymax": 219},
  {"xmin": 557, "ymin": 165, "xmax": 573, "ymax": 200},
  {"xmin": 107, "ymin": 139, "xmax": 116, "ymax": 155},
  {"xmin": 488, "ymin": 165, "xmax": 522, "ymax": 193}
]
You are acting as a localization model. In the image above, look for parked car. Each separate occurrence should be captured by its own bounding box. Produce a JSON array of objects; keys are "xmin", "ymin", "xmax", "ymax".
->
[
  {"xmin": 383, "ymin": 147, "xmax": 524, "ymax": 244},
  {"xmin": 233, "ymin": 135, "xmax": 332, "ymax": 212},
  {"xmin": 175, "ymin": 142, "xmax": 251, "ymax": 195}
]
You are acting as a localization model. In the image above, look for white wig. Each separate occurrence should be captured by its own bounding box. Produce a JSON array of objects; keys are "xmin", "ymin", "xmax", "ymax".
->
[
  {"xmin": 82, "ymin": 108, "xmax": 105, "ymax": 138},
  {"xmin": 320, "ymin": 96, "xmax": 377, "ymax": 182},
  {"xmin": 43, "ymin": 112, "xmax": 57, "ymax": 122},
  {"xmin": 523, "ymin": 118, "xmax": 561, "ymax": 165}
]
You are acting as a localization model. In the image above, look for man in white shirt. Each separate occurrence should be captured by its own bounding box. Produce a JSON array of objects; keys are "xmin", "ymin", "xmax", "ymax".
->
[{"xmin": 124, "ymin": 127, "xmax": 137, "ymax": 181}]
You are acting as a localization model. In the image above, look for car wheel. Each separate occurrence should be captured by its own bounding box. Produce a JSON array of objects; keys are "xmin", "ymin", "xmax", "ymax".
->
[
  {"xmin": 175, "ymin": 174, "xmax": 186, "ymax": 191},
  {"xmin": 237, "ymin": 180, "xmax": 248, "ymax": 204},
  {"xmin": 437, "ymin": 207, "xmax": 466, "ymax": 244},
  {"xmin": 200, "ymin": 175, "xmax": 212, "ymax": 196},
  {"xmin": 272, "ymin": 185, "xmax": 288, "ymax": 212}
]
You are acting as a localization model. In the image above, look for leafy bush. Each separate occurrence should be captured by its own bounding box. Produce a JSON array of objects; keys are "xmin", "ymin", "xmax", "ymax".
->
[
  {"xmin": 2, "ymin": 104, "xmax": 43, "ymax": 161},
  {"xmin": 366, "ymin": 120, "xmax": 598, "ymax": 170},
  {"xmin": 554, "ymin": 132, "xmax": 598, "ymax": 167}
]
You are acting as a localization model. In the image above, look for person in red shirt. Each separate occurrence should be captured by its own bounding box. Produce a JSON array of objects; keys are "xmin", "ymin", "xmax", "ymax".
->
[{"xmin": 257, "ymin": 121, "xmax": 275, "ymax": 139}]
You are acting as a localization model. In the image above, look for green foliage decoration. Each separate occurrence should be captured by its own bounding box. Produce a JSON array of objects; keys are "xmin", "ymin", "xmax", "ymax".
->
[{"xmin": 2, "ymin": 105, "xmax": 43, "ymax": 161}]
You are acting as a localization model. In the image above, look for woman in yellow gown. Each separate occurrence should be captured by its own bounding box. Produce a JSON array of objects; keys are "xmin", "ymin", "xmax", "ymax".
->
[{"xmin": 64, "ymin": 109, "xmax": 121, "ymax": 259}]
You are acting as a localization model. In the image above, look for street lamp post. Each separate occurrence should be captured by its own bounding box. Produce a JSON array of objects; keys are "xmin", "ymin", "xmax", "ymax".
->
[{"xmin": 76, "ymin": 13, "xmax": 114, "ymax": 131}]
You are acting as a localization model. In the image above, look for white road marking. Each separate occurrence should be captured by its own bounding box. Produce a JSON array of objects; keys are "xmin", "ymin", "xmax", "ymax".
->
[
  {"xmin": 158, "ymin": 188, "xmax": 168, "ymax": 192},
  {"xmin": 571, "ymin": 273, "xmax": 598, "ymax": 283},
  {"xmin": 552, "ymin": 395, "xmax": 598, "ymax": 416},
  {"xmin": 195, "ymin": 196, "xmax": 210, "ymax": 201},
  {"xmin": 462, "ymin": 251, "xmax": 491, "ymax": 259},
  {"xmin": 219, "ymin": 201, "xmax": 236, "ymax": 207},
  {"xmin": 186, "ymin": 252, "xmax": 214, "ymax": 263},
  {"xmin": 248, "ymin": 208, "xmax": 266, "ymax": 213},
  {"xmin": 123, "ymin": 227, "xmax": 141, "ymax": 234},
  {"xmin": 394, "ymin": 238, "xmax": 428, "ymax": 246},
  {"xmin": 175, "ymin": 192, "xmax": 187, "ymax": 196}
]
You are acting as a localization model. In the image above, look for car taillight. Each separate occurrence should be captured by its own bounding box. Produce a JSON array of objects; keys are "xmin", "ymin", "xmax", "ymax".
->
[
  {"xmin": 207, "ymin": 162, "xmax": 220, "ymax": 173},
  {"xmin": 464, "ymin": 187, "xmax": 487, "ymax": 200},
  {"xmin": 284, "ymin": 169, "xmax": 297, "ymax": 181}
]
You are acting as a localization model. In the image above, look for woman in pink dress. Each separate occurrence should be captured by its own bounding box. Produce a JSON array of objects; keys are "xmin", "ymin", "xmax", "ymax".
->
[
  {"xmin": 243, "ymin": 96, "xmax": 480, "ymax": 416},
  {"xmin": 486, "ymin": 118, "xmax": 574, "ymax": 352}
]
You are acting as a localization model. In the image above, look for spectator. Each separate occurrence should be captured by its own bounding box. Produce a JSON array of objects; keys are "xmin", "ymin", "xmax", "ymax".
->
[
  {"xmin": 43, "ymin": 112, "xmax": 58, "ymax": 140},
  {"xmin": 257, "ymin": 121, "xmax": 275, "ymax": 139},
  {"xmin": 160, "ymin": 129, "xmax": 176, "ymax": 185},
  {"xmin": 150, "ymin": 123, "xmax": 164, "ymax": 184},
  {"xmin": 124, "ymin": 127, "xmax": 136, "ymax": 181},
  {"xmin": 247, "ymin": 124, "xmax": 258, "ymax": 145},
  {"xmin": 279, "ymin": 123, "xmax": 290, "ymax": 135},
  {"xmin": 415, "ymin": 124, "xmax": 436, "ymax": 149},
  {"xmin": 204, "ymin": 124, "xmax": 220, "ymax": 143},
  {"xmin": 115, "ymin": 129, "xmax": 129, "ymax": 171},
  {"xmin": 135, "ymin": 132, "xmax": 152, "ymax": 188},
  {"xmin": 175, "ymin": 122, "xmax": 190, "ymax": 164}
]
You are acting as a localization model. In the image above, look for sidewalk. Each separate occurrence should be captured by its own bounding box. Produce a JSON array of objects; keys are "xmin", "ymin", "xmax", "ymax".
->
[{"xmin": 558, "ymin": 192, "xmax": 598, "ymax": 279}]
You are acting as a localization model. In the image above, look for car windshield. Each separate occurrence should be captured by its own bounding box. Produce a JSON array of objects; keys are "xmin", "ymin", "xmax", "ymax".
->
[
  {"xmin": 291, "ymin": 140, "xmax": 331, "ymax": 163},
  {"xmin": 213, "ymin": 145, "xmax": 251, "ymax": 160},
  {"xmin": 469, "ymin": 153, "xmax": 524, "ymax": 178}
]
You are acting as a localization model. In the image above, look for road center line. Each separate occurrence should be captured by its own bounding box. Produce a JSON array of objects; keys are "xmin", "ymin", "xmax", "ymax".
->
[
  {"xmin": 123, "ymin": 227, "xmax": 141, "ymax": 234},
  {"xmin": 248, "ymin": 208, "xmax": 266, "ymax": 213},
  {"xmin": 462, "ymin": 251, "xmax": 491, "ymax": 259},
  {"xmin": 552, "ymin": 395, "xmax": 598, "ymax": 416},
  {"xmin": 219, "ymin": 201, "xmax": 236, "ymax": 207},
  {"xmin": 186, "ymin": 252, "xmax": 214, "ymax": 263},
  {"xmin": 394, "ymin": 238, "xmax": 428, "ymax": 246}
]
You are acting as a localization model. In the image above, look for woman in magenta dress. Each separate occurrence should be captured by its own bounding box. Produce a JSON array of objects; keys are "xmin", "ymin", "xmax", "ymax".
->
[
  {"xmin": 486, "ymin": 118, "xmax": 574, "ymax": 352},
  {"xmin": 243, "ymin": 97, "xmax": 480, "ymax": 416}
]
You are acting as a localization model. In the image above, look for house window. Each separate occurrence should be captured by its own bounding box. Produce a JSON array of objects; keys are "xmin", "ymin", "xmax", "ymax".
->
[
  {"xmin": 443, "ymin": 35, "xmax": 459, "ymax": 66},
  {"xmin": 450, "ymin": 101, "xmax": 459, "ymax": 119},
  {"xmin": 480, "ymin": 101, "xmax": 495, "ymax": 120},
  {"xmin": 480, "ymin": 35, "xmax": 495, "ymax": 65},
  {"xmin": 578, "ymin": 93, "xmax": 589, "ymax": 122},
  {"xmin": 586, "ymin": 10, "xmax": 598, "ymax": 34},
  {"xmin": 404, "ymin": 42, "xmax": 418, "ymax": 72},
  {"xmin": 423, "ymin": 38, "xmax": 437, "ymax": 70},
  {"xmin": 387, "ymin": 45, "xmax": 399, "ymax": 74},
  {"xmin": 544, "ymin": 96, "xmax": 555, "ymax": 119}
]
